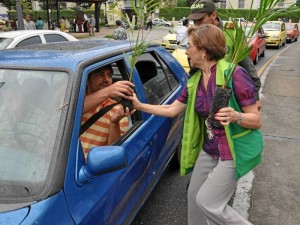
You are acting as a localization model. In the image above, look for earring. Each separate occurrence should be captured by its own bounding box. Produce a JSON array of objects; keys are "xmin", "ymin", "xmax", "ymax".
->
[{"xmin": 202, "ymin": 56, "xmax": 205, "ymax": 60}]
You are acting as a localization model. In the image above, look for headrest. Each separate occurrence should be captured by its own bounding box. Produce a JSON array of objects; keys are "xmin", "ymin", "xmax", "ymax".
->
[{"xmin": 135, "ymin": 60, "xmax": 157, "ymax": 84}]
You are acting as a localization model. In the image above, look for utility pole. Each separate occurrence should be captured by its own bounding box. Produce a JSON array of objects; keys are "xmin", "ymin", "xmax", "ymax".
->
[{"xmin": 16, "ymin": 0, "xmax": 24, "ymax": 30}]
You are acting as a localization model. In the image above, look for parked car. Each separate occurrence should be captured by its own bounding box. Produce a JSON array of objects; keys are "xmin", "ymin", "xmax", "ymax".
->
[
  {"xmin": 171, "ymin": 36, "xmax": 190, "ymax": 73},
  {"xmin": 245, "ymin": 23, "xmax": 268, "ymax": 64},
  {"xmin": 0, "ymin": 40, "xmax": 187, "ymax": 225},
  {"xmin": 161, "ymin": 22, "xmax": 191, "ymax": 51},
  {"xmin": 0, "ymin": 30, "xmax": 78, "ymax": 50},
  {"xmin": 285, "ymin": 22, "xmax": 299, "ymax": 43},
  {"xmin": 152, "ymin": 18, "xmax": 173, "ymax": 27},
  {"xmin": 262, "ymin": 20, "xmax": 287, "ymax": 49}
]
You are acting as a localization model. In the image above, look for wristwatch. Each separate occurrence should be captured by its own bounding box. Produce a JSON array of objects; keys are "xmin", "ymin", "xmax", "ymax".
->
[{"xmin": 237, "ymin": 112, "xmax": 242, "ymax": 125}]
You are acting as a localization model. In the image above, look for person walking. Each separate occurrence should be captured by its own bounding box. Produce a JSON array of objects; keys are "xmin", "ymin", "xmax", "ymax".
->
[
  {"xmin": 89, "ymin": 15, "xmax": 96, "ymax": 36},
  {"xmin": 35, "ymin": 17, "xmax": 44, "ymax": 30},
  {"xmin": 24, "ymin": 14, "xmax": 36, "ymax": 30},
  {"xmin": 113, "ymin": 20, "xmax": 127, "ymax": 40},
  {"xmin": 130, "ymin": 24, "xmax": 262, "ymax": 225},
  {"xmin": 145, "ymin": 16, "xmax": 152, "ymax": 30}
]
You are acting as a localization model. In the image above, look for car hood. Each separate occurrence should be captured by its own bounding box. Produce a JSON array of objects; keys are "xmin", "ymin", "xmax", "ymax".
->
[
  {"xmin": 0, "ymin": 205, "xmax": 29, "ymax": 224},
  {"xmin": 0, "ymin": 191, "xmax": 74, "ymax": 224}
]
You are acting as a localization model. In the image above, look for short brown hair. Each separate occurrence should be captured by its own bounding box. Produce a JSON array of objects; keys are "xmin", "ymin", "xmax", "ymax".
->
[{"xmin": 187, "ymin": 24, "xmax": 226, "ymax": 61}]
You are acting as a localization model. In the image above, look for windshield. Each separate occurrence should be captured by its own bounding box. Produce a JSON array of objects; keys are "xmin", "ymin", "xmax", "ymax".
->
[
  {"xmin": 262, "ymin": 23, "xmax": 281, "ymax": 31},
  {"xmin": 0, "ymin": 38, "xmax": 13, "ymax": 50},
  {"xmin": 0, "ymin": 69, "xmax": 68, "ymax": 203}
]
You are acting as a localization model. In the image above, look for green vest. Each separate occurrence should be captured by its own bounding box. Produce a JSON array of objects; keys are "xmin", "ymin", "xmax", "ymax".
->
[{"xmin": 181, "ymin": 59, "xmax": 263, "ymax": 178}]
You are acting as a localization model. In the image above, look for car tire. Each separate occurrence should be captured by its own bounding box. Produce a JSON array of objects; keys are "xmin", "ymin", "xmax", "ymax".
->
[
  {"xmin": 295, "ymin": 36, "xmax": 298, "ymax": 42},
  {"xmin": 169, "ymin": 140, "xmax": 181, "ymax": 170},
  {"xmin": 165, "ymin": 24, "xmax": 170, "ymax": 27},
  {"xmin": 277, "ymin": 42, "xmax": 280, "ymax": 49},
  {"xmin": 282, "ymin": 39, "xmax": 286, "ymax": 46},
  {"xmin": 261, "ymin": 49, "xmax": 265, "ymax": 57}
]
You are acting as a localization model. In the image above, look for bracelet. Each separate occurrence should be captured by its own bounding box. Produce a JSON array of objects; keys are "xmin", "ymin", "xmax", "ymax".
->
[{"xmin": 237, "ymin": 112, "xmax": 242, "ymax": 125}]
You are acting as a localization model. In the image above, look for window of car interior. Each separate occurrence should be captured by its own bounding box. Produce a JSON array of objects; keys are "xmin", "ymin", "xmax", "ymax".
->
[
  {"xmin": 44, "ymin": 34, "xmax": 68, "ymax": 43},
  {"xmin": 135, "ymin": 52, "xmax": 179, "ymax": 105},
  {"xmin": 15, "ymin": 36, "xmax": 42, "ymax": 47},
  {"xmin": 80, "ymin": 59, "xmax": 141, "ymax": 149}
]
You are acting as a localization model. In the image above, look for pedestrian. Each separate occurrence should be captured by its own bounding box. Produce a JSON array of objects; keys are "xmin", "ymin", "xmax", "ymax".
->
[
  {"xmin": 130, "ymin": 24, "xmax": 263, "ymax": 225},
  {"xmin": 187, "ymin": 0, "xmax": 261, "ymax": 103},
  {"xmin": 35, "ymin": 17, "xmax": 44, "ymax": 30},
  {"xmin": 113, "ymin": 20, "xmax": 127, "ymax": 40},
  {"xmin": 145, "ymin": 16, "xmax": 152, "ymax": 30},
  {"xmin": 89, "ymin": 15, "xmax": 96, "ymax": 36},
  {"xmin": 60, "ymin": 17, "xmax": 66, "ymax": 31},
  {"xmin": 24, "ymin": 14, "xmax": 36, "ymax": 30},
  {"xmin": 176, "ymin": 19, "xmax": 189, "ymax": 44}
]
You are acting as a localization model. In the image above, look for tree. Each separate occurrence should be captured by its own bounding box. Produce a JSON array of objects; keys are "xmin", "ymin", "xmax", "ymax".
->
[{"xmin": 1, "ymin": 0, "xmax": 16, "ymax": 10}]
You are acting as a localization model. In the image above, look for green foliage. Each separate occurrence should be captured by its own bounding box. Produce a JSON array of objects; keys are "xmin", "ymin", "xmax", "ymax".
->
[
  {"xmin": 218, "ymin": 0, "xmax": 300, "ymax": 87},
  {"xmin": 8, "ymin": 9, "xmax": 105, "ymax": 22},
  {"xmin": 160, "ymin": 7, "xmax": 190, "ymax": 20},
  {"xmin": 159, "ymin": 6, "xmax": 300, "ymax": 23},
  {"xmin": 114, "ymin": 0, "xmax": 160, "ymax": 80}
]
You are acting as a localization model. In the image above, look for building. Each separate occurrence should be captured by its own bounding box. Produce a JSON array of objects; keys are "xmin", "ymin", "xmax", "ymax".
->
[{"xmin": 216, "ymin": 0, "xmax": 297, "ymax": 9}]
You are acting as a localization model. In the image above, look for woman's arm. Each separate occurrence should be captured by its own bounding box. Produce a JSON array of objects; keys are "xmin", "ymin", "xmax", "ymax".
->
[
  {"xmin": 130, "ymin": 93, "xmax": 186, "ymax": 118},
  {"xmin": 215, "ymin": 104, "xmax": 261, "ymax": 129}
]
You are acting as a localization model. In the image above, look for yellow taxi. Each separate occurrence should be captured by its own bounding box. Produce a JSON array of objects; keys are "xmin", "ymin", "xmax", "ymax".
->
[
  {"xmin": 171, "ymin": 36, "xmax": 189, "ymax": 73},
  {"xmin": 262, "ymin": 21, "xmax": 287, "ymax": 48}
]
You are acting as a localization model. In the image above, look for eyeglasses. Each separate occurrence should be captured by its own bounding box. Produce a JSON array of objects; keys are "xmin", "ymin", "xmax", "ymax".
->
[{"xmin": 186, "ymin": 43, "xmax": 196, "ymax": 50}]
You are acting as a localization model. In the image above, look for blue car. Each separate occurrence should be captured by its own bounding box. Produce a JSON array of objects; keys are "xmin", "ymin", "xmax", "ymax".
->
[{"xmin": 0, "ymin": 40, "xmax": 188, "ymax": 224}]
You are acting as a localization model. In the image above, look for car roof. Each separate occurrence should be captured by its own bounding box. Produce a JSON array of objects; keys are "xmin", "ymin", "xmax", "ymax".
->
[
  {"xmin": 0, "ymin": 40, "xmax": 160, "ymax": 73},
  {"xmin": 0, "ymin": 30, "xmax": 77, "ymax": 40}
]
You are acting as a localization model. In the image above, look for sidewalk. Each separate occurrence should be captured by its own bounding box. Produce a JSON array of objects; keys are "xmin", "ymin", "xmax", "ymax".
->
[
  {"xmin": 69, "ymin": 27, "xmax": 114, "ymax": 39},
  {"xmin": 248, "ymin": 41, "xmax": 300, "ymax": 224}
]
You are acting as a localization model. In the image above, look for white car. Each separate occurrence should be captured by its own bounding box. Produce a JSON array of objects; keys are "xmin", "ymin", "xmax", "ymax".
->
[
  {"xmin": 0, "ymin": 30, "xmax": 78, "ymax": 50},
  {"xmin": 152, "ymin": 18, "xmax": 173, "ymax": 27}
]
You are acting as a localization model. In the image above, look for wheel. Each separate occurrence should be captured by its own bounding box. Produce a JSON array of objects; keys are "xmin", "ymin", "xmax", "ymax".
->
[
  {"xmin": 277, "ymin": 42, "xmax": 280, "ymax": 49},
  {"xmin": 295, "ymin": 36, "xmax": 298, "ymax": 42},
  {"xmin": 253, "ymin": 51, "xmax": 258, "ymax": 65},
  {"xmin": 261, "ymin": 48, "xmax": 265, "ymax": 57},
  {"xmin": 165, "ymin": 24, "xmax": 170, "ymax": 27},
  {"xmin": 282, "ymin": 39, "xmax": 286, "ymax": 46}
]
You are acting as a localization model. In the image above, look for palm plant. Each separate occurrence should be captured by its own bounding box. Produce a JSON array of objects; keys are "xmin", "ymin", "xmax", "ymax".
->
[
  {"xmin": 206, "ymin": 0, "xmax": 300, "ymax": 131},
  {"xmin": 113, "ymin": 0, "xmax": 160, "ymax": 81},
  {"xmin": 219, "ymin": 0, "xmax": 300, "ymax": 88}
]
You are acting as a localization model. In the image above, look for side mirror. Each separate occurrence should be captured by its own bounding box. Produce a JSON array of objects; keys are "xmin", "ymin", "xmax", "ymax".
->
[{"xmin": 78, "ymin": 146, "xmax": 127, "ymax": 185}]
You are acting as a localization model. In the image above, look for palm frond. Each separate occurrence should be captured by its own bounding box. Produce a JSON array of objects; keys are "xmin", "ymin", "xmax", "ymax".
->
[{"xmin": 218, "ymin": 0, "xmax": 300, "ymax": 87}]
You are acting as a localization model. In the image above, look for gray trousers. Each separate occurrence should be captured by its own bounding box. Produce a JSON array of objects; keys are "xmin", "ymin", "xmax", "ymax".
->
[{"xmin": 187, "ymin": 151, "xmax": 252, "ymax": 225}]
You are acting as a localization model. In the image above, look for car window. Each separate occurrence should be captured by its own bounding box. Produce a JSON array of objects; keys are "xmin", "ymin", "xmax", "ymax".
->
[
  {"xmin": 79, "ymin": 59, "xmax": 141, "ymax": 159},
  {"xmin": 15, "ymin": 36, "xmax": 42, "ymax": 47},
  {"xmin": 0, "ymin": 69, "xmax": 69, "ymax": 200},
  {"xmin": 135, "ymin": 52, "xmax": 179, "ymax": 105},
  {"xmin": 44, "ymin": 34, "xmax": 68, "ymax": 43},
  {"xmin": 0, "ymin": 38, "xmax": 13, "ymax": 50}
]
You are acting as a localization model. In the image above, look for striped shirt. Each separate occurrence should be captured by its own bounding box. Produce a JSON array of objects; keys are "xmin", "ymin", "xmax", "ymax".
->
[{"xmin": 80, "ymin": 98, "xmax": 128, "ymax": 160}]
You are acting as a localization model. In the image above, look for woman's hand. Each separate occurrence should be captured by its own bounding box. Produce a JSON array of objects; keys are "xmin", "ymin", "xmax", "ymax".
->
[
  {"xmin": 214, "ymin": 107, "xmax": 238, "ymax": 126},
  {"xmin": 214, "ymin": 105, "xmax": 261, "ymax": 129},
  {"xmin": 129, "ymin": 93, "xmax": 141, "ymax": 110}
]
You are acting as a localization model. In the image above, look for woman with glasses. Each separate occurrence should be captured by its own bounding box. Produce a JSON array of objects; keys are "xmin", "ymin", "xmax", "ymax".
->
[{"xmin": 130, "ymin": 24, "xmax": 261, "ymax": 225}]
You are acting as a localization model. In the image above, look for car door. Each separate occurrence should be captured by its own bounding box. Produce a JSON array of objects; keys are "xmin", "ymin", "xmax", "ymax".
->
[{"xmin": 64, "ymin": 57, "xmax": 154, "ymax": 225}]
